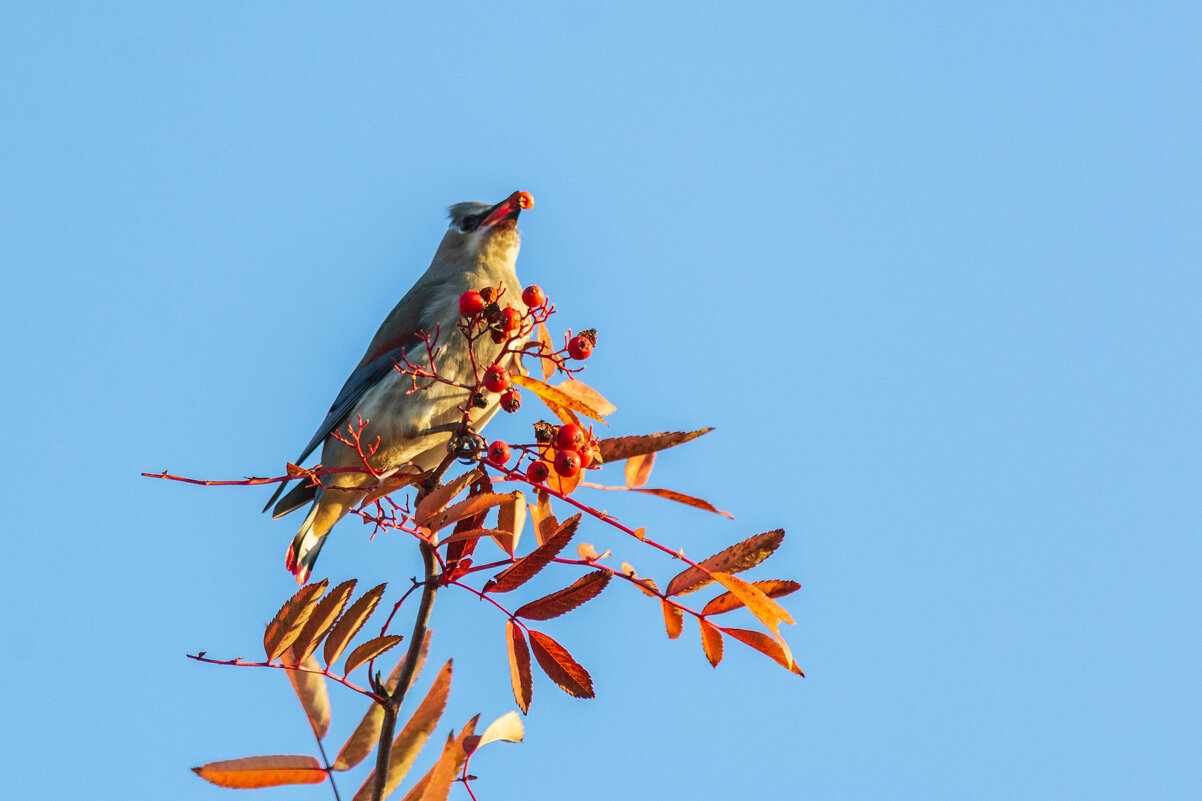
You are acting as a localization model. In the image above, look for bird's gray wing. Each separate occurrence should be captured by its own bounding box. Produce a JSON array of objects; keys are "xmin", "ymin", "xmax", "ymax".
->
[{"xmin": 262, "ymin": 330, "xmax": 420, "ymax": 515}]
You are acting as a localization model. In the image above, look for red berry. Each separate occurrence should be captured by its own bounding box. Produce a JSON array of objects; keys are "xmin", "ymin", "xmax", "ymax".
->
[
  {"xmin": 553, "ymin": 449, "xmax": 582, "ymax": 478},
  {"xmin": 500, "ymin": 389, "xmax": 522, "ymax": 413},
  {"xmin": 555, "ymin": 423, "xmax": 587, "ymax": 452},
  {"xmin": 459, "ymin": 290, "xmax": 486, "ymax": 316},
  {"xmin": 522, "ymin": 285, "xmax": 545, "ymax": 307},
  {"xmin": 483, "ymin": 365, "xmax": 510, "ymax": 393},
  {"xmin": 568, "ymin": 335, "xmax": 593, "ymax": 360},
  {"xmin": 578, "ymin": 445, "xmax": 594, "ymax": 469},
  {"xmin": 486, "ymin": 440, "xmax": 511, "ymax": 465},
  {"xmin": 526, "ymin": 461, "xmax": 550, "ymax": 483},
  {"xmin": 499, "ymin": 306, "xmax": 522, "ymax": 333}
]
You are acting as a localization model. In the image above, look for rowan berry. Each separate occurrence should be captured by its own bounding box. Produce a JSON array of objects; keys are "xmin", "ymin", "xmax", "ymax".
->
[
  {"xmin": 522, "ymin": 285, "xmax": 545, "ymax": 307},
  {"xmin": 483, "ymin": 365, "xmax": 510, "ymax": 393},
  {"xmin": 500, "ymin": 389, "xmax": 522, "ymax": 413},
  {"xmin": 526, "ymin": 461, "xmax": 550, "ymax": 483},
  {"xmin": 555, "ymin": 423, "xmax": 587, "ymax": 452},
  {"xmin": 459, "ymin": 290, "xmax": 486, "ymax": 316},
  {"xmin": 500, "ymin": 306, "xmax": 522, "ymax": 333},
  {"xmin": 568, "ymin": 335, "xmax": 593, "ymax": 360},
  {"xmin": 554, "ymin": 449, "xmax": 582, "ymax": 478},
  {"xmin": 486, "ymin": 440, "xmax": 511, "ymax": 465}
]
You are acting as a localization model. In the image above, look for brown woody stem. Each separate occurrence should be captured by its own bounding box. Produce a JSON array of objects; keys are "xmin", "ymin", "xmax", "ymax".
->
[{"xmin": 370, "ymin": 538, "xmax": 439, "ymax": 801}]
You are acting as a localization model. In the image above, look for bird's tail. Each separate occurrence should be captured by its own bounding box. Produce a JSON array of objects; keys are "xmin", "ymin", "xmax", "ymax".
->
[{"xmin": 284, "ymin": 500, "xmax": 328, "ymax": 585}]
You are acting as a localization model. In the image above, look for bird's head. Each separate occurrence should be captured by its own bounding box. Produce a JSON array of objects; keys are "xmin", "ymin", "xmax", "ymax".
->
[{"xmin": 441, "ymin": 190, "xmax": 534, "ymax": 268}]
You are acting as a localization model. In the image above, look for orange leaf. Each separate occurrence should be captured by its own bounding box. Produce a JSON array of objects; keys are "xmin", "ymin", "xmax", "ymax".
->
[
  {"xmin": 414, "ymin": 468, "xmax": 482, "ymax": 526},
  {"xmin": 264, "ymin": 580, "xmax": 328, "ymax": 661},
  {"xmin": 428, "ymin": 491, "xmax": 516, "ymax": 533},
  {"xmin": 362, "ymin": 469, "xmax": 422, "ymax": 506},
  {"xmin": 350, "ymin": 660, "xmax": 453, "ymax": 800},
  {"xmin": 511, "ymin": 374, "xmax": 611, "ymax": 424},
  {"xmin": 437, "ymin": 527, "xmax": 506, "ymax": 546},
  {"xmin": 722, "ymin": 626, "xmax": 805, "ymax": 676},
  {"xmin": 624, "ymin": 452, "xmax": 655, "ymax": 489},
  {"xmin": 495, "ymin": 491, "xmax": 526, "ymax": 555},
  {"xmin": 514, "ymin": 570, "xmax": 611, "ymax": 621},
  {"xmin": 193, "ymin": 755, "xmax": 326, "ymax": 788},
  {"xmin": 334, "ymin": 631, "xmax": 433, "ymax": 771},
  {"xmin": 553, "ymin": 379, "xmax": 616, "ymax": 416},
  {"xmin": 711, "ymin": 572, "xmax": 795, "ymax": 668},
  {"xmin": 506, "ymin": 620, "xmax": 533, "ymax": 714},
  {"xmin": 530, "ymin": 488, "xmax": 557, "ymax": 546},
  {"xmin": 343, "ymin": 634, "xmax": 403, "ymax": 676},
  {"xmin": 661, "ymin": 599, "xmax": 683, "ymax": 639},
  {"xmin": 665, "ymin": 529, "xmax": 785, "ymax": 597},
  {"xmin": 597, "ymin": 428, "xmax": 714, "ymax": 462},
  {"xmin": 698, "ymin": 617, "xmax": 724, "ymax": 667},
  {"xmin": 292, "ymin": 579, "xmax": 357, "ymax": 661},
  {"xmin": 702, "ymin": 579, "xmax": 801, "ymax": 616},
  {"xmin": 396, "ymin": 715, "xmax": 479, "ymax": 801},
  {"xmin": 537, "ymin": 323, "xmax": 556, "ymax": 380},
  {"xmin": 323, "ymin": 583, "xmax": 386, "ymax": 668},
  {"xmin": 281, "ymin": 649, "xmax": 331, "ymax": 739},
  {"xmin": 487, "ymin": 513, "xmax": 581, "ymax": 593},
  {"xmin": 528, "ymin": 629, "xmax": 594, "ymax": 699},
  {"xmin": 633, "ymin": 487, "xmax": 733, "ymax": 518}
]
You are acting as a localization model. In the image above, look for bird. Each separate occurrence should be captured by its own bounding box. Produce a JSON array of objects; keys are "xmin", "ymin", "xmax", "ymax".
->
[{"xmin": 264, "ymin": 190, "xmax": 534, "ymax": 584}]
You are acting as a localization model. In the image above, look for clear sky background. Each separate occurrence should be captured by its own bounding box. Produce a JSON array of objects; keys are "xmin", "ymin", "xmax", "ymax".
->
[{"xmin": 2, "ymin": 3, "xmax": 1199, "ymax": 799}]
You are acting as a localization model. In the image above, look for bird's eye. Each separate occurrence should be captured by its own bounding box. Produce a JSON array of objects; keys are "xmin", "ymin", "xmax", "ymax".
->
[{"xmin": 459, "ymin": 215, "xmax": 479, "ymax": 233}]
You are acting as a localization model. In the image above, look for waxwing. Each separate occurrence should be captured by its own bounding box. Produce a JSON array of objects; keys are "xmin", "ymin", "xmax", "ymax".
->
[{"xmin": 264, "ymin": 191, "xmax": 534, "ymax": 583}]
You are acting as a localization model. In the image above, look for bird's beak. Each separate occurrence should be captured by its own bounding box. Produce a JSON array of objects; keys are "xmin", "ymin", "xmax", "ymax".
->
[{"xmin": 477, "ymin": 191, "xmax": 534, "ymax": 230}]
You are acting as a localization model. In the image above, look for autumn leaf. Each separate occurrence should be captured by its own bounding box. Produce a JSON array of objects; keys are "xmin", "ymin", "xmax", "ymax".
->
[
  {"xmin": 264, "ymin": 580, "xmax": 328, "ymax": 661},
  {"xmin": 711, "ymin": 572, "xmax": 794, "ymax": 668},
  {"xmin": 597, "ymin": 428, "xmax": 714, "ymax": 462},
  {"xmin": 698, "ymin": 618, "xmax": 725, "ymax": 668},
  {"xmin": 530, "ymin": 488, "xmax": 557, "ymax": 546},
  {"xmin": 528, "ymin": 630, "xmax": 594, "ymax": 699},
  {"xmin": 464, "ymin": 710, "xmax": 525, "ymax": 755},
  {"xmin": 553, "ymin": 379, "xmax": 616, "ymax": 416},
  {"xmin": 281, "ymin": 649, "xmax": 331, "ymax": 739},
  {"xmin": 721, "ymin": 626, "xmax": 805, "ymax": 676},
  {"xmin": 193, "ymin": 755, "xmax": 326, "ymax": 788},
  {"xmin": 624, "ymin": 452, "xmax": 655, "ymax": 489},
  {"xmin": 665, "ymin": 529, "xmax": 785, "ymax": 597},
  {"xmin": 661, "ymin": 599, "xmax": 684, "ymax": 640},
  {"xmin": 362, "ymin": 469, "xmax": 422, "ymax": 506},
  {"xmin": 343, "ymin": 634, "xmax": 403, "ymax": 677},
  {"xmin": 437, "ymin": 527, "xmax": 506, "ymax": 546},
  {"xmin": 323, "ymin": 583, "xmax": 386, "ymax": 668},
  {"xmin": 511, "ymin": 375, "xmax": 611, "ymax": 424},
  {"xmin": 487, "ymin": 513, "xmax": 581, "ymax": 593},
  {"xmin": 397, "ymin": 715, "xmax": 479, "ymax": 801},
  {"xmin": 495, "ymin": 491, "xmax": 526, "ymax": 555},
  {"xmin": 350, "ymin": 660, "xmax": 453, "ymax": 801},
  {"xmin": 633, "ymin": 487, "xmax": 733, "ymax": 518},
  {"xmin": 428, "ymin": 491, "xmax": 517, "ymax": 533},
  {"xmin": 334, "ymin": 631, "xmax": 433, "ymax": 771},
  {"xmin": 414, "ymin": 468, "xmax": 482, "ymax": 526},
  {"xmin": 537, "ymin": 323, "xmax": 555, "ymax": 380},
  {"xmin": 702, "ymin": 579, "xmax": 801, "ymax": 616},
  {"xmin": 506, "ymin": 620, "xmax": 533, "ymax": 714},
  {"xmin": 514, "ymin": 570, "xmax": 612, "ymax": 621},
  {"xmin": 292, "ymin": 579, "xmax": 357, "ymax": 661}
]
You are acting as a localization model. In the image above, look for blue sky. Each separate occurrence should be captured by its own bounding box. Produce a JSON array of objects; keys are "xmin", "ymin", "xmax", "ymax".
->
[{"xmin": 2, "ymin": 2, "xmax": 1200, "ymax": 799}]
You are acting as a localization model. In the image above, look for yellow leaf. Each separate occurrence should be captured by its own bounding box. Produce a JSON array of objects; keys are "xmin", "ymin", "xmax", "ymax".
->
[
  {"xmin": 702, "ymin": 579, "xmax": 801, "ymax": 616},
  {"xmin": 711, "ymin": 572, "xmax": 795, "ymax": 670},
  {"xmin": 464, "ymin": 710, "xmax": 525, "ymax": 755},
  {"xmin": 624, "ymin": 452, "xmax": 655, "ymax": 489},
  {"xmin": 292, "ymin": 579, "xmax": 357, "ymax": 661},
  {"xmin": 511, "ymin": 374, "xmax": 611, "ymax": 424}
]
